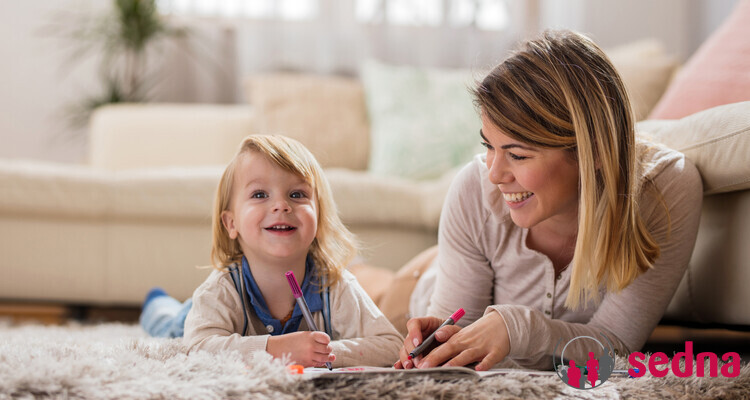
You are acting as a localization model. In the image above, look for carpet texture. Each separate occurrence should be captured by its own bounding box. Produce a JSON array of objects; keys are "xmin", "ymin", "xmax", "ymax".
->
[{"xmin": 1, "ymin": 322, "xmax": 748, "ymax": 399}]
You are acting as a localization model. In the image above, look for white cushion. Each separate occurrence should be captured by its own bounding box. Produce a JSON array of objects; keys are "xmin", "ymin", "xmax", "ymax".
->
[{"xmin": 361, "ymin": 60, "xmax": 484, "ymax": 180}]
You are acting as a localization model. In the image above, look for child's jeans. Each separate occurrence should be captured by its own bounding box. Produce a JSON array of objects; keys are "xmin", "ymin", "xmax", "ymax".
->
[{"xmin": 139, "ymin": 296, "xmax": 193, "ymax": 338}]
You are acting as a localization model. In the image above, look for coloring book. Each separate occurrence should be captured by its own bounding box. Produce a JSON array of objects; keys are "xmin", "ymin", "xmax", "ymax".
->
[{"xmin": 299, "ymin": 366, "xmax": 559, "ymax": 380}]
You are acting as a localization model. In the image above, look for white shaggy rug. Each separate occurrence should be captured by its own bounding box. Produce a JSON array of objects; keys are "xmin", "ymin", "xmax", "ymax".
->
[{"xmin": 1, "ymin": 322, "xmax": 749, "ymax": 399}]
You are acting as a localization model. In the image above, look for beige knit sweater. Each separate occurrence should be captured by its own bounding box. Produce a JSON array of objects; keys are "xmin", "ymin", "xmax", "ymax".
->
[
  {"xmin": 184, "ymin": 269, "xmax": 404, "ymax": 367},
  {"xmin": 419, "ymin": 139, "xmax": 703, "ymax": 370}
]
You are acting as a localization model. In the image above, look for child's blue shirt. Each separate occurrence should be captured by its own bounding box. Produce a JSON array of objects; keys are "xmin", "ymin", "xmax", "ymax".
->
[{"xmin": 241, "ymin": 255, "xmax": 324, "ymax": 336}]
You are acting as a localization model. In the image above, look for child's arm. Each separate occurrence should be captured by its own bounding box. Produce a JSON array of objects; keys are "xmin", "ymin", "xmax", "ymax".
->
[
  {"xmin": 328, "ymin": 270, "xmax": 405, "ymax": 367},
  {"xmin": 183, "ymin": 270, "xmax": 269, "ymax": 358},
  {"xmin": 184, "ymin": 270, "xmax": 336, "ymax": 367}
]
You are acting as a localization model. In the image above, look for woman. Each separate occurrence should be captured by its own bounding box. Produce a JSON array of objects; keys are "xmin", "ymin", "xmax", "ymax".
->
[{"xmin": 395, "ymin": 30, "xmax": 703, "ymax": 371}]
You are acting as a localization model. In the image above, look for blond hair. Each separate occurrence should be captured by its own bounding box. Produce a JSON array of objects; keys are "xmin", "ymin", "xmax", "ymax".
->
[
  {"xmin": 472, "ymin": 30, "xmax": 661, "ymax": 309},
  {"xmin": 210, "ymin": 134, "xmax": 358, "ymax": 288}
]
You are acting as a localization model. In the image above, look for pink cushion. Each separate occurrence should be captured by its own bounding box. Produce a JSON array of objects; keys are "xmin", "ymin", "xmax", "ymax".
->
[{"xmin": 648, "ymin": 0, "xmax": 750, "ymax": 119}]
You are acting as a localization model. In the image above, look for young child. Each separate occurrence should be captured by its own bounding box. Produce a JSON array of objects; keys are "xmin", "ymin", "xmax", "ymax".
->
[{"xmin": 140, "ymin": 135, "xmax": 403, "ymax": 367}]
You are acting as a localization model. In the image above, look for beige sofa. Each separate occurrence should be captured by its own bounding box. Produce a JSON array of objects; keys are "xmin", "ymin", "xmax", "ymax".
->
[{"xmin": 1, "ymin": 43, "xmax": 749, "ymax": 330}]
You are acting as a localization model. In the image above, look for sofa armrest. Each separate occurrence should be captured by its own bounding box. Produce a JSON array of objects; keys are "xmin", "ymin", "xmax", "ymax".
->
[{"xmin": 89, "ymin": 103, "xmax": 257, "ymax": 170}]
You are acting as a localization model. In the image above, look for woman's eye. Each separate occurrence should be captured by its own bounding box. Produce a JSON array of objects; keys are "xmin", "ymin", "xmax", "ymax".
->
[
  {"xmin": 509, "ymin": 153, "xmax": 528, "ymax": 161},
  {"xmin": 480, "ymin": 141, "xmax": 494, "ymax": 151},
  {"xmin": 251, "ymin": 191, "xmax": 267, "ymax": 199}
]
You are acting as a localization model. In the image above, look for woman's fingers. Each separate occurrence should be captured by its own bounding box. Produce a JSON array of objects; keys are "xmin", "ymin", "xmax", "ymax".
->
[
  {"xmin": 474, "ymin": 351, "xmax": 503, "ymax": 371},
  {"xmin": 416, "ymin": 311, "xmax": 510, "ymax": 370},
  {"xmin": 398, "ymin": 316, "xmax": 443, "ymax": 369},
  {"xmin": 434, "ymin": 324, "xmax": 461, "ymax": 343}
]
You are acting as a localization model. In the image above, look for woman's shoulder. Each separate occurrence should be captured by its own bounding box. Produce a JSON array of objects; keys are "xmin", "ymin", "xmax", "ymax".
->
[
  {"xmin": 635, "ymin": 136, "xmax": 697, "ymax": 185},
  {"xmin": 635, "ymin": 136, "xmax": 702, "ymax": 219}
]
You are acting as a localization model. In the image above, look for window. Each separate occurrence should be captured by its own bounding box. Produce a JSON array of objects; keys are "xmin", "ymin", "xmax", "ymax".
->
[
  {"xmin": 157, "ymin": 0, "xmax": 319, "ymax": 20},
  {"xmin": 157, "ymin": 0, "xmax": 510, "ymax": 30},
  {"xmin": 356, "ymin": 0, "xmax": 510, "ymax": 30}
]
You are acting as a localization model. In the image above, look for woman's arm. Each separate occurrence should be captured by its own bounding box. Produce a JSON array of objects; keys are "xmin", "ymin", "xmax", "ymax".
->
[
  {"xmin": 424, "ymin": 155, "xmax": 704, "ymax": 370},
  {"xmin": 327, "ymin": 270, "xmax": 405, "ymax": 367},
  {"xmin": 426, "ymin": 160, "xmax": 497, "ymax": 325},
  {"xmin": 398, "ymin": 160, "xmax": 501, "ymax": 369}
]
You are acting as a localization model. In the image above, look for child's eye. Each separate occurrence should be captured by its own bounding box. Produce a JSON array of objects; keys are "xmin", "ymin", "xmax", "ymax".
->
[
  {"xmin": 290, "ymin": 191, "xmax": 307, "ymax": 199},
  {"xmin": 480, "ymin": 141, "xmax": 494, "ymax": 151},
  {"xmin": 251, "ymin": 191, "xmax": 267, "ymax": 199},
  {"xmin": 509, "ymin": 153, "xmax": 528, "ymax": 161}
]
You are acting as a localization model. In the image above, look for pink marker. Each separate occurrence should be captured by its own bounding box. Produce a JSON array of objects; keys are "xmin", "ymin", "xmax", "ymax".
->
[
  {"xmin": 408, "ymin": 308, "xmax": 465, "ymax": 360},
  {"xmin": 285, "ymin": 271, "xmax": 332, "ymax": 370}
]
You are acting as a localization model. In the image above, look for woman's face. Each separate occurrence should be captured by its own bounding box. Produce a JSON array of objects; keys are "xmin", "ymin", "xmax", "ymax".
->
[{"xmin": 480, "ymin": 114, "xmax": 580, "ymax": 232}]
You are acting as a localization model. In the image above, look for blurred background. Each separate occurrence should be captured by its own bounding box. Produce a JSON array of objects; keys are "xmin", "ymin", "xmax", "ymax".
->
[{"xmin": 0, "ymin": 0, "xmax": 740, "ymax": 165}]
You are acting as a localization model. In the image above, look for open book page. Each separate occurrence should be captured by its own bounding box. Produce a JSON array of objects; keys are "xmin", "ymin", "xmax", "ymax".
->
[{"xmin": 301, "ymin": 366, "xmax": 558, "ymax": 380}]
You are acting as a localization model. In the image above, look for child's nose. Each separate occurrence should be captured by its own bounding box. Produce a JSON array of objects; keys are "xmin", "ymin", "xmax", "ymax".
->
[{"xmin": 272, "ymin": 199, "xmax": 292, "ymax": 213}]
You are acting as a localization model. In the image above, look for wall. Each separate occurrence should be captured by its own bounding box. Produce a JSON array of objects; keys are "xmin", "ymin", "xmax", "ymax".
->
[
  {"xmin": 0, "ymin": 0, "xmax": 741, "ymax": 164},
  {"xmin": 0, "ymin": 0, "xmax": 108, "ymax": 164}
]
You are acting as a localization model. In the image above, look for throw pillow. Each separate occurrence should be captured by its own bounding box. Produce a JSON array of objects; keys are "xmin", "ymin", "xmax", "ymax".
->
[
  {"xmin": 244, "ymin": 73, "xmax": 370, "ymax": 170},
  {"xmin": 605, "ymin": 40, "xmax": 679, "ymax": 121},
  {"xmin": 361, "ymin": 60, "xmax": 484, "ymax": 180},
  {"xmin": 648, "ymin": 0, "xmax": 750, "ymax": 119}
]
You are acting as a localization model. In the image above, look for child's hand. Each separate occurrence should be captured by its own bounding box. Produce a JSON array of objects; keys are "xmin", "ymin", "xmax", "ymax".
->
[{"xmin": 266, "ymin": 331, "xmax": 336, "ymax": 367}]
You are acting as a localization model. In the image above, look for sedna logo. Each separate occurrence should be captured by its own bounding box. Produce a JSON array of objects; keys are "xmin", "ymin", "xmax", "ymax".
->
[{"xmin": 553, "ymin": 334, "xmax": 616, "ymax": 390}]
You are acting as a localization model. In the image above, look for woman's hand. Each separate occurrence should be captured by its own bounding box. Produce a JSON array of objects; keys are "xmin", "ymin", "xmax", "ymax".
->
[
  {"xmin": 415, "ymin": 311, "xmax": 510, "ymax": 371},
  {"xmin": 393, "ymin": 316, "xmax": 446, "ymax": 369},
  {"xmin": 266, "ymin": 331, "xmax": 335, "ymax": 367}
]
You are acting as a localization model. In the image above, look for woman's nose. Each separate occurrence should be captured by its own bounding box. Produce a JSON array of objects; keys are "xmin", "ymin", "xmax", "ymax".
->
[{"xmin": 488, "ymin": 155, "xmax": 513, "ymax": 185}]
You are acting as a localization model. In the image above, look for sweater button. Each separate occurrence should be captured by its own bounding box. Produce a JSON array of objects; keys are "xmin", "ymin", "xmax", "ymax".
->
[
  {"xmin": 266, "ymin": 325, "xmax": 274, "ymax": 333},
  {"xmin": 544, "ymin": 310, "xmax": 551, "ymax": 316},
  {"xmin": 546, "ymin": 292, "xmax": 552, "ymax": 298}
]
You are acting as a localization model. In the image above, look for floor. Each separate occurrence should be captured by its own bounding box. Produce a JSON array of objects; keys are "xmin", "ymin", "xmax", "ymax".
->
[{"xmin": 2, "ymin": 301, "xmax": 749, "ymax": 362}]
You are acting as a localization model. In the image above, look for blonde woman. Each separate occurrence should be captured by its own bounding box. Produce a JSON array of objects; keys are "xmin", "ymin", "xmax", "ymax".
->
[
  {"xmin": 395, "ymin": 30, "xmax": 702, "ymax": 371},
  {"xmin": 140, "ymin": 135, "xmax": 402, "ymax": 367}
]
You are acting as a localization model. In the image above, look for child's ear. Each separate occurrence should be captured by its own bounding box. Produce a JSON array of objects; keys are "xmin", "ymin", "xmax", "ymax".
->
[{"xmin": 221, "ymin": 210, "xmax": 238, "ymax": 239}]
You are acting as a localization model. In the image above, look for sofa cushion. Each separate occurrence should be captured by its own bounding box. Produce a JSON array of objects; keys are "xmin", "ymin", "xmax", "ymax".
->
[
  {"xmin": 648, "ymin": 0, "xmax": 750, "ymax": 119},
  {"xmin": 637, "ymin": 101, "xmax": 750, "ymax": 195},
  {"xmin": 89, "ymin": 104, "xmax": 255, "ymax": 171},
  {"xmin": 361, "ymin": 60, "xmax": 484, "ymax": 180},
  {"xmin": 326, "ymin": 167, "xmax": 456, "ymax": 230},
  {"xmin": 0, "ymin": 158, "xmax": 452, "ymax": 230},
  {"xmin": 605, "ymin": 40, "xmax": 679, "ymax": 121},
  {"xmin": 244, "ymin": 73, "xmax": 370, "ymax": 170}
]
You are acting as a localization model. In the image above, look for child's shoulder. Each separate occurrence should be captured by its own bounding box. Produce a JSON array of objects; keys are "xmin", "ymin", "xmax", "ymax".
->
[
  {"xmin": 328, "ymin": 269, "xmax": 364, "ymax": 296},
  {"xmin": 194, "ymin": 266, "xmax": 237, "ymax": 294}
]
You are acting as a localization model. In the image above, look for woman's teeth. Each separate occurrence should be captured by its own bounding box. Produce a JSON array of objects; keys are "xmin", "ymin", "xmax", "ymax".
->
[{"xmin": 503, "ymin": 191, "xmax": 534, "ymax": 203}]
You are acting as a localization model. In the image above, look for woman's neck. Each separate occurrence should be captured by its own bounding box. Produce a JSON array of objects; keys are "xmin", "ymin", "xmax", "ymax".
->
[
  {"xmin": 527, "ymin": 218, "xmax": 578, "ymax": 275},
  {"xmin": 245, "ymin": 254, "xmax": 307, "ymax": 320}
]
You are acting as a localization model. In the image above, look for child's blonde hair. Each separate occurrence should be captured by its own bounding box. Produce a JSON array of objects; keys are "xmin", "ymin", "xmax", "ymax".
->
[{"xmin": 210, "ymin": 134, "xmax": 358, "ymax": 288}]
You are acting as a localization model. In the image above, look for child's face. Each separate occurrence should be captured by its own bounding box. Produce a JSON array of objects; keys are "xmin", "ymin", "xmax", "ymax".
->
[{"xmin": 221, "ymin": 152, "xmax": 318, "ymax": 266}]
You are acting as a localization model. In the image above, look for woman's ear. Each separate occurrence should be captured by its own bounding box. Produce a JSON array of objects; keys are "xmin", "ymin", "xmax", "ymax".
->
[{"xmin": 221, "ymin": 210, "xmax": 238, "ymax": 239}]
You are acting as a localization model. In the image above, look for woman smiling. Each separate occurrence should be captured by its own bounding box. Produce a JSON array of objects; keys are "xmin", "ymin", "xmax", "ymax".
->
[{"xmin": 394, "ymin": 29, "xmax": 703, "ymax": 371}]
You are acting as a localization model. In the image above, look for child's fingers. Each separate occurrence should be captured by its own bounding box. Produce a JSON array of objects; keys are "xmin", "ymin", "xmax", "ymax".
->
[
  {"xmin": 310, "ymin": 331, "xmax": 331, "ymax": 345},
  {"xmin": 312, "ymin": 353, "xmax": 335, "ymax": 366}
]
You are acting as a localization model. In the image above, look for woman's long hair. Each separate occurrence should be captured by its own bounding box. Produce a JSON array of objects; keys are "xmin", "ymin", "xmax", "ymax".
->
[
  {"xmin": 210, "ymin": 135, "xmax": 358, "ymax": 288},
  {"xmin": 473, "ymin": 30, "xmax": 661, "ymax": 309}
]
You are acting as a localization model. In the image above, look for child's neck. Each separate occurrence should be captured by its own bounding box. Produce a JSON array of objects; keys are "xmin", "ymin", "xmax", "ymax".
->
[{"xmin": 245, "ymin": 254, "xmax": 307, "ymax": 321}]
